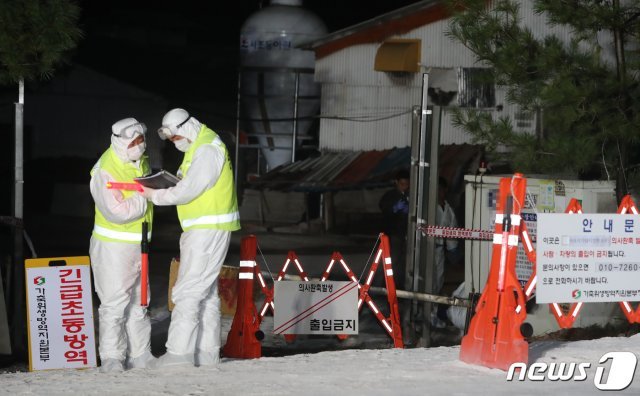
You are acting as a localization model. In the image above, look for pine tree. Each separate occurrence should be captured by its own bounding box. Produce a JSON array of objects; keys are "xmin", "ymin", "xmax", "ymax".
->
[
  {"xmin": 447, "ymin": 0, "xmax": 640, "ymax": 200},
  {"xmin": 0, "ymin": 0, "xmax": 82, "ymax": 360},
  {"xmin": 0, "ymin": 0, "xmax": 82, "ymax": 84}
]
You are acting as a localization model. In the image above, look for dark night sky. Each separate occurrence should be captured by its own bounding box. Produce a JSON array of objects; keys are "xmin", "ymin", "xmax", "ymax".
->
[
  {"xmin": 0, "ymin": 1, "xmax": 426, "ymax": 254},
  {"xmin": 74, "ymin": 0, "xmax": 424, "ymax": 107}
]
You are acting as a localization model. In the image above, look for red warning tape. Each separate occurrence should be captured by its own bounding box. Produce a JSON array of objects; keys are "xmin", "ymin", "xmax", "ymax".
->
[{"xmin": 418, "ymin": 225, "xmax": 493, "ymax": 240}]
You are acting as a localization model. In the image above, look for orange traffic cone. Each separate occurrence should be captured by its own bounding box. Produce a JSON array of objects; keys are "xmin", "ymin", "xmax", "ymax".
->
[{"xmin": 223, "ymin": 235, "xmax": 263, "ymax": 359}]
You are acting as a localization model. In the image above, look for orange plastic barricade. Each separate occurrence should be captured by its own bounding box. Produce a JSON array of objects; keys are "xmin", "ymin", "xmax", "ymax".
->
[
  {"xmin": 320, "ymin": 234, "xmax": 403, "ymax": 348},
  {"xmin": 250, "ymin": 234, "xmax": 402, "ymax": 347},
  {"xmin": 256, "ymin": 251, "xmax": 309, "ymax": 319},
  {"xmin": 548, "ymin": 198, "xmax": 585, "ymax": 327},
  {"xmin": 254, "ymin": 251, "xmax": 310, "ymax": 343},
  {"xmin": 520, "ymin": 196, "xmax": 640, "ymax": 327},
  {"xmin": 615, "ymin": 196, "xmax": 640, "ymax": 323},
  {"xmin": 518, "ymin": 198, "xmax": 585, "ymax": 328},
  {"xmin": 460, "ymin": 173, "xmax": 528, "ymax": 370},
  {"xmin": 223, "ymin": 235, "xmax": 263, "ymax": 359}
]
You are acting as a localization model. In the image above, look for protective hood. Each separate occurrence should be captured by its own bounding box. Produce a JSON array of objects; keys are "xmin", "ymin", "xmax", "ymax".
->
[
  {"xmin": 158, "ymin": 108, "xmax": 201, "ymax": 143},
  {"xmin": 111, "ymin": 117, "xmax": 146, "ymax": 163},
  {"xmin": 175, "ymin": 117, "xmax": 201, "ymax": 143}
]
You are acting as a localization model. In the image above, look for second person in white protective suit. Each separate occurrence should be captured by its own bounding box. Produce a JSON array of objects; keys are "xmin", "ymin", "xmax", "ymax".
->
[
  {"xmin": 435, "ymin": 176, "xmax": 459, "ymax": 294},
  {"xmin": 89, "ymin": 118, "xmax": 155, "ymax": 372},
  {"xmin": 432, "ymin": 176, "xmax": 460, "ymax": 328},
  {"xmin": 141, "ymin": 108, "xmax": 240, "ymax": 368}
]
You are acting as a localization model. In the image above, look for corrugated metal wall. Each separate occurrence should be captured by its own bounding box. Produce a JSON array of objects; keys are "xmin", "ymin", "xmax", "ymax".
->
[
  {"xmin": 319, "ymin": 83, "xmax": 420, "ymax": 150},
  {"xmin": 315, "ymin": 1, "xmax": 603, "ymax": 151}
]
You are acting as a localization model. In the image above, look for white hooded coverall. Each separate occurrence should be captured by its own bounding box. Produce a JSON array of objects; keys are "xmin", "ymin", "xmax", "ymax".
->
[
  {"xmin": 89, "ymin": 129, "xmax": 152, "ymax": 363},
  {"xmin": 435, "ymin": 200, "xmax": 458, "ymax": 293},
  {"xmin": 147, "ymin": 118, "xmax": 233, "ymax": 363}
]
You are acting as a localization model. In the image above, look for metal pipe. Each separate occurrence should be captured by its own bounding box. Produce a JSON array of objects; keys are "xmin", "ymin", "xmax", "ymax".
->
[
  {"xmin": 406, "ymin": 104, "xmax": 422, "ymax": 343},
  {"xmin": 238, "ymin": 144, "xmax": 304, "ymax": 150},
  {"xmin": 15, "ymin": 79, "xmax": 24, "ymax": 220},
  {"xmin": 415, "ymin": 73, "xmax": 432, "ymax": 346},
  {"xmin": 422, "ymin": 104, "xmax": 441, "ymax": 345},
  {"xmin": 234, "ymin": 71, "xmax": 242, "ymax": 185},
  {"xmin": 244, "ymin": 132, "xmax": 315, "ymax": 138},
  {"xmin": 261, "ymin": 271, "xmax": 470, "ymax": 307},
  {"xmin": 11, "ymin": 78, "xmax": 26, "ymax": 359},
  {"xmin": 406, "ymin": 105, "xmax": 421, "ymax": 287},
  {"xmin": 369, "ymin": 286, "xmax": 471, "ymax": 307},
  {"xmin": 291, "ymin": 71, "xmax": 300, "ymax": 163}
]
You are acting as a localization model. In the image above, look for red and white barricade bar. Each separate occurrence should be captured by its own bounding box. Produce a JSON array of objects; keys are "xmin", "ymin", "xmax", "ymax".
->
[
  {"xmin": 256, "ymin": 251, "xmax": 309, "ymax": 320},
  {"xmin": 419, "ymin": 225, "xmax": 494, "ymax": 241},
  {"xmin": 459, "ymin": 173, "xmax": 640, "ymax": 372},
  {"xmin": 224, "ymin": 233, "xmax": 405, "ymax": 358},
  {"xmin": 521, "ymin": 196, "xmax": 640, "ymax": 327},
  {"xmin": 319, "ymin": 235, "xmax": 403, "ymax": 347}
]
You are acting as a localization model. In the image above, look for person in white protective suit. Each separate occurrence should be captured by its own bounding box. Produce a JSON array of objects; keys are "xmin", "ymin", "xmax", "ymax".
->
[
  {"xmin": 435, "ymin": 176, "xmax": 459, "ymax": 294},
  {"xmin": 447, "ymin": 282, "xmax": 468, "ymax": 334},
  {"xmin": 89, "ymin": 118, "xmax": 155, "ymax": 373},
  {"xmin": 432, "ymin": 176, "xmax": 460, "ymax": 328},
  {"xmin": 140, "ymin": 108, "xmax": 240, "ymax": 368}
]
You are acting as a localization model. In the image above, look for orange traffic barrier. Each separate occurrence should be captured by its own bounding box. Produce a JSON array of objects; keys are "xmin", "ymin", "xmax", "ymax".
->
[
  {"xmin": 518, "ymin": 198, "xmax": 585, "ymax": 328},
  {"xmin": 461, "ymin": 176, "xmax": 640, "ymax": 371},
  {"xmin": 247, "ymin": 235, "xmax": 402, "ymax": 347},
  {"xmin": 520, "ymin": 196, "xmax": 640, "ymax": 327},
  {"xmin": 254, "ymin": 251, "xmax": 309, "ymax": 343},
  {"xmin": 320, "ymin": 234, "xmax": 403, "ymax": 348},
  {"xmin": 549, "ymin": 198, "xmax": 585, "ymax": 327},
  {"xmin": 223, "ymin": 235, "xmax": 263, "ymax": 359},
  {"xmin": 615, "ymin": 196, "xmax": 640, "ymax": 324},
  {"xmin": 460, "ymin": 173, "xmax": 529, "ymax": 370},
  {"xmin": 256, "ymin": 251, "xmax": 309, "ymax": 319}
]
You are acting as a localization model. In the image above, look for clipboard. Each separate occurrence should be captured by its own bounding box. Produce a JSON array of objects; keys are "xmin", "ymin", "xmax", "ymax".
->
[{"xmin": 135, "ymin": 170, "xmax": 180, "ymax": 189}]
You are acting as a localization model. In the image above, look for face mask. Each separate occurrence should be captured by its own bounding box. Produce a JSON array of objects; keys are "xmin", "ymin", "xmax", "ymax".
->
[
  {"xmin": 127, "ymin": 141, "xmax": 146, "ymax": 161},
  {"xmin": 174, "ymin": 138, "xmax": 191, "ymax": 152}
]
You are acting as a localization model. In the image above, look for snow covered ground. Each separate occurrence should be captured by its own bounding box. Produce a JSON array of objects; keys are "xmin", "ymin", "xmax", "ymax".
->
[
  {"xmin": 2, "ymin": 334, "xmax": 639, "ymax": 395},
  {"xmin": 5, "ymin": 224, "xmax": 638, "ymax": 395}
]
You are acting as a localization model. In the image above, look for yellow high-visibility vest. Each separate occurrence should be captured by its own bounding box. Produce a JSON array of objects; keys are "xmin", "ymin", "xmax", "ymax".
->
[
  {"xmin": 176, "ymin": 125, "xmax": 240, "ymax": 232},
  {"xmin": 90, "ymin": 147, "xmax": 153, "ymax": 243}
]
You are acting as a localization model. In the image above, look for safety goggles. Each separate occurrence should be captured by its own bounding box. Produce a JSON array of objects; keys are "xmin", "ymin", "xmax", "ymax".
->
[
  {"xmin": 113, "ymin": 122, "xmax": 147, "ymax": 140},
  {"xmin": 157, "ymin": 117, "xmax": 191, "ymax": 140}
]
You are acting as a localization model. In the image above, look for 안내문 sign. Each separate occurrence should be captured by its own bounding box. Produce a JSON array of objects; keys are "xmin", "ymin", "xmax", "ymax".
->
[{"xmin": 537, "ymin": 214, "xmax": 640, "ymax": 303}]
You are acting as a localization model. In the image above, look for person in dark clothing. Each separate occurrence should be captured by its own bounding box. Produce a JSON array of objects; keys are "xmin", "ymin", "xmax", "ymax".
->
[{"xmin": 379, "ymin": 169, "xmax": 410, "ymax": 290}]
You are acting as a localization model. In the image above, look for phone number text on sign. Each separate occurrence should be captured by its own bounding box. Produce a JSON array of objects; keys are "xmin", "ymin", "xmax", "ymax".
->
[{"xmin": 537, "ymin": 213, "xmax": 640, "ymax": 303}]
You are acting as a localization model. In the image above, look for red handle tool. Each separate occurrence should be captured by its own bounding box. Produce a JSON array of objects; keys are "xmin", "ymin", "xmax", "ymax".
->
[{"xmin": 106, "ymin": 181, "xmax": 143, "ymax": 192}]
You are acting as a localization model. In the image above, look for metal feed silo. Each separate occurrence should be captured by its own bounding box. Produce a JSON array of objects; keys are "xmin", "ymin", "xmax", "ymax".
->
[{"xmin": 239, "ymin": 0, "xmax": 327, "ymax": 171}]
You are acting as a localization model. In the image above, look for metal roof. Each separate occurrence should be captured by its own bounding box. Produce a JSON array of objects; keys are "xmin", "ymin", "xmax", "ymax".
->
[
  {"xmin": 249, "ymin": 148, "xmax": 411, "ymax": 192},
  {"xmin": 309, "ymin": 0, "xmax": 446, "ymax": 59},
  {"xmin": 249, "ymin": 144, "xmax": 483, "ymax": 193}
]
